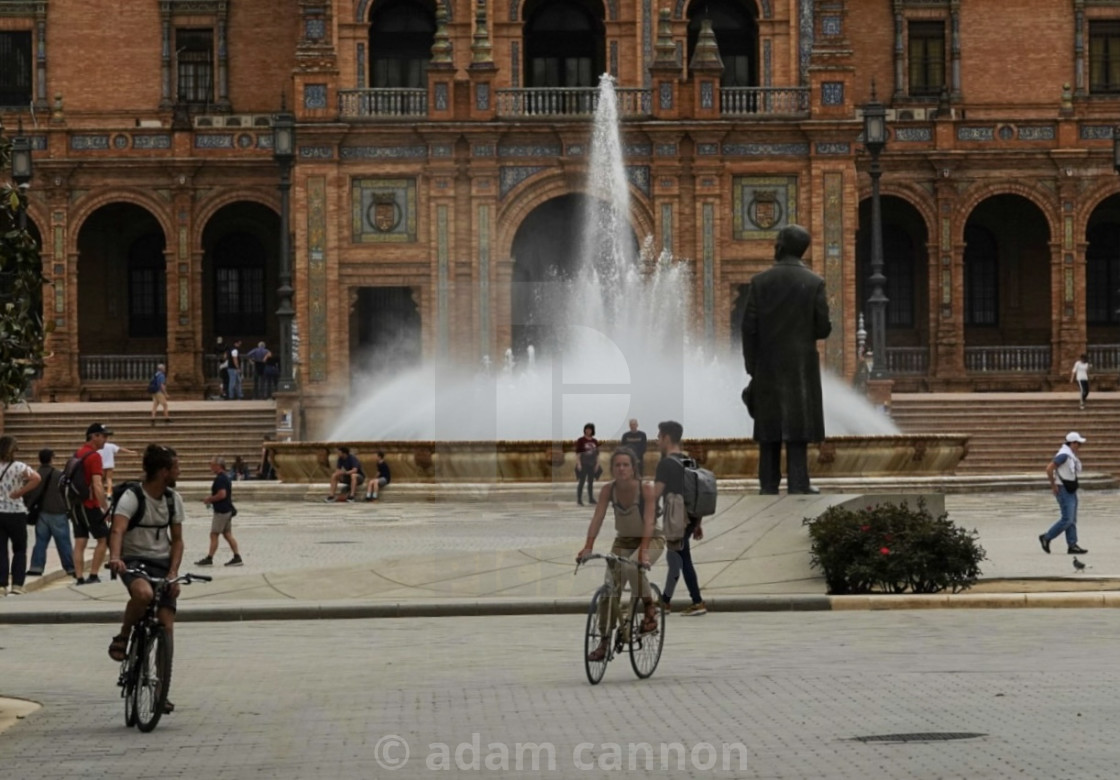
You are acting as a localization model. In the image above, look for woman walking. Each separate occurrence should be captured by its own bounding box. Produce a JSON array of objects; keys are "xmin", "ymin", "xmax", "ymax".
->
[
  {"xmin": 0, "ymin": 436, "xmax": 43, "ymax": 596},
  {"xmin": 1070, "ymin": 353, "xmax": 1090, "ymax": 410}
]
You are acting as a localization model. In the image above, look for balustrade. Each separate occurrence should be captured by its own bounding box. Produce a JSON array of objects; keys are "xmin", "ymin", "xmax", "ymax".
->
[
  {"xmin": 964, "ymin": 346, "xmax": 1051, "ymax": 373},
  {"xmin": 338, "ymin": 89, "xmax": 428, "ymax": 118},
  {"xmin": 495, "ymin": 87, "xmax": 651, "ymax": 118},
  {"xmin": 720, "ymin": 87, "xmax": 810, "ymax": 116}
]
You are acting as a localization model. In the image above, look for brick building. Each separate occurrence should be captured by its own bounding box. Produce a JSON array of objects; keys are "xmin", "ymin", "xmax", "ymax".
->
[{"xmin": 3, "ymin": 0, "xmax": 1120, "ymax": 437}]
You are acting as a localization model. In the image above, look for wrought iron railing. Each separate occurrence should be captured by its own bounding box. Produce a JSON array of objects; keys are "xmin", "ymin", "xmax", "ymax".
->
[
  {"xmin": 964, "ymin": 346, "xmax": 1051, "ymax": 372},
  {"xmin": 80, "ymin": 355, "xmax": 166, "ymax": 382},
  {"xmin": 338, "ymin": 89, "xmax": 428, "ymax": 118},
  {"xmin": 495, "ymin": 87, "xmax": 652, "ymax": 118},
  {"xmin": 1087, "ymin": 344, "xmax": 1120, "ymax": 372},
  {"xmin": 885, "ymin": 347, "xmax": 929, "ymax": 375},
  {"xmin": 720, "ymin": 87, "xmax": 811, "ymax": 116}
]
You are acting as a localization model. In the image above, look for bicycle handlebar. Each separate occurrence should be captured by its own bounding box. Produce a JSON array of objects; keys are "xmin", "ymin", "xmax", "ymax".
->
[
  {"xmin": 574, "ymin": 552, "xmax": 651, "ymax": 573},
  {"xmin": 121, "ymin": 566, "xmax": 213, "ymax": 585}
]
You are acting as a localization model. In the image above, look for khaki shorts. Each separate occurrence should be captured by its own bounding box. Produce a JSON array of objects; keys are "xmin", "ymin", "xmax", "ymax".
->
[{"xmin": 210, "ymin": 510, "xmax": 233, "ymax": 534}]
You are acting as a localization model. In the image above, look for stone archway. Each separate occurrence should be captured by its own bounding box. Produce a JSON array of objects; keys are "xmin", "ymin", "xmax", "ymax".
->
[{"xmin": 1085, "ymin": 193, "xmax": 1120, "ymax": 351}]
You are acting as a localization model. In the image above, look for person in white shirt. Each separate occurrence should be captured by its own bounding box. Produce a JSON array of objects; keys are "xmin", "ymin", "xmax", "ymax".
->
[
  {"xmin": 100, "ymin": 431, "xmax": 137, "ymax": 494},
  {"xmin": 1070, "ymin": 353, "xmax": 1090, "ymax": 410}
]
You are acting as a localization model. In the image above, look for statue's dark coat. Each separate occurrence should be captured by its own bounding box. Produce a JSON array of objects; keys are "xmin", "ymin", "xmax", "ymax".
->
[{"xmin": 741, "ymin": 257, "xmax": 832, "ymax": 443}]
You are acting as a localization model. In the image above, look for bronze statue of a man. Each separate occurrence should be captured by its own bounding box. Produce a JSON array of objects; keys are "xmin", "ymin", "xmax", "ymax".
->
[{"xmin": 741, "ymin": 224, "xmax": 832, "ymax": 494}]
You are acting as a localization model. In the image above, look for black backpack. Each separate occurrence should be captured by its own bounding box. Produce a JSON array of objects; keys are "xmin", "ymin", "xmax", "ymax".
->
[
  {"xmin": 108, "ymin": 481, "xmax": 176, "ymax": 540},
  {"xmin": 58, "ymin": 451, "xmax": 95, "ymax": 508},
  {"xmin": 147, "ymin": 373, "xmax": 161, "ymax": 394}
]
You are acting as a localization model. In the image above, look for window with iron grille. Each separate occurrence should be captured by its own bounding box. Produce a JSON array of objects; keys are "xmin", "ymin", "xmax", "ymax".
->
[
  {"xmin": 0, "ymin": 31, "xmax": 32, "ymax": 107},
  {"xmin": 1090, "ymin": 21, "xmax": 1120, "ymax": 93},
  {"xmin": 369, "ymin": 0, "xmax": 434, "ymax": 88},
  {"xmin": 1087, "ymin": 223, "xmax": 1120, "ymax": 324},
  {"xmin": 176, "ymin": 28, "xmax": 214, "ymax": 105},
  {"xmin": 964, "ymin": 225, "xmax": 999, "ymax": 326},
  {"xmin": 908, "ymin": 21, "xmax": 945, "ymax": 97},
  {"xmin": 128, "ymin": 233, "xmax": 168, "ymax": 338}
]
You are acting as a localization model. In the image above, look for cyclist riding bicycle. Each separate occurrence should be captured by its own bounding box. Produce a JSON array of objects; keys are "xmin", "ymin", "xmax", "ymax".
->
[
  {"xmin": 577, "ymin": 447, "xmax": 665, "ymax": 662},
  {"xmin": 107, "ymin": 444, "xmax": 186, "ymax": 711}
]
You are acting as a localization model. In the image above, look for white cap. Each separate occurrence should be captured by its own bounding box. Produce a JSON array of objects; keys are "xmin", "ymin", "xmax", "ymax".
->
[{"xmin": 1066, "ymin": 432, "xmax": 1087, "ymax": 444}]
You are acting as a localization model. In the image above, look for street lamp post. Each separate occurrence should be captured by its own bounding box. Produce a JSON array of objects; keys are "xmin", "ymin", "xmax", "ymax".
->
[
  {"xmin": 272, "ymin": 108, "xmax": 296, "ymax": 393},
  {"xmin": 862, "ymin": 87, "xmax": 889, "ymax": 379},
  {"xmin": 11, "ymin": 122, "xmax": 32, "ymax": 232}
]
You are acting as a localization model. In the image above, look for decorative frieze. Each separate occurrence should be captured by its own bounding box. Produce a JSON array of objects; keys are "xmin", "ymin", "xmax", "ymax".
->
[
  {"xmin": 957, "ymin": 126, "xmax": 994, "ymax": 142},
  {"xmin": 1079, "ymin": 125, "xmax": 1114, "ymax": 140},
  {"xmin": 70, "ymin": 135, "xmax": 110, "ymax": 151},
  {"xmin": 498, "ymin": 143, "xmax": 562, "ymax": 158},
  {"xmin": 499, "ymin": 166, "xmax": 547, "ymax": 197},
  {"xmin": 1018, "ymin": 126, "xmax": 1056, "ymax": 141},
  {"xmin": 340, "ymin": 145, "xmax": 427, "ymax": 159},
  {"xmin": 299, "ymin": 146, "xmax": 334, "ymax": 159},
  {"xmin": 732, "ymin": 176, "xmax": 798, "ymax": 240},
  {"xmin": 722, "ymin": 143, "xmax": 810, "ymax": 156},
  {"xmin": 894, "ymin": 127, "xmax": 932, "ymax": 142},
  {"xmin": 195, "ymin": 134, "xmax": 234, "ymax": 149},
  {"xmin": 816, "ymin": 142, "xmax": 851, "ymax": 155},
  {"xmin": 351, "ymin": 178, "xmax": 418, "ymax": 243},
  {"xmin": 626, "ymin": 166, "xmax": 650, "ymax": 196},
  {"xmin": 132, "ymin": 134, "xmax": 172, "ymax": 150}
]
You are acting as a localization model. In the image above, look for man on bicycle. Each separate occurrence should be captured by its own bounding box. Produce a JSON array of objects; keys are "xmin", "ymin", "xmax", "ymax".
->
[{"xmin": 107, "ymin": 445, "xmax": 185, "ymax": 687}]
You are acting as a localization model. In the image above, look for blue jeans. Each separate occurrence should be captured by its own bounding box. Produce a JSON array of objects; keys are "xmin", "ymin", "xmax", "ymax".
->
[
  {"xmin": 662, "ymin": 520, "xmax": 702, "ymax": 605},
  {"xmin": 1044, "ymin": 485, "xmax": 1079, "ymax": 547},
  {"xmin": 228, "ymin": 368, "xmax": 243, "ymax": 399},
  {"xmin": 30, "ymin": 511, "xmax": 74, "ymax": 574}
]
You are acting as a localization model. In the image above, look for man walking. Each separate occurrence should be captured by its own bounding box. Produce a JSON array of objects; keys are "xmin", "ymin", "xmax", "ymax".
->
[
  {"xmin": 25, "ymin": 449, "xmax": 75, "ymax": 578},
  {"xmin": 654, "ymin": 420, "xmax": 706, "ymax": 616},
  {"xmin": 70, "ymin": 423, "xmax": 112, "ymax": 584},
  {"xmin": 619, "ymin": 418, "xmax": 648, "ymax": 474},
  {"xmin": 150, "ymin": 363, "xmax": 170, "ymax": 425},
  {"xmin": 196, "ymin": 456, "xmax": 243, "ymax": 567},
  {"xmin": 1039, "ymin": 432, "xmax": 1089, "ymax": 556},
  {"xmin": 741, "ymin": 224, "xmax": 832, "ymax": 495},
  {"xmin": 227, "ymin": 339, "xmax": 244, "ymax": 400}
]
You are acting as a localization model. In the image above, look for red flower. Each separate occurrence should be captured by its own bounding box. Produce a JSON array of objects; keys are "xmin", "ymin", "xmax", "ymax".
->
[
  {"xmin": 880, "ymin": 547, "xmax": 891, "ymax": 555},
  {"xmin": 860, "ymin": 525, "xmax": 871, "ymax": 532}
]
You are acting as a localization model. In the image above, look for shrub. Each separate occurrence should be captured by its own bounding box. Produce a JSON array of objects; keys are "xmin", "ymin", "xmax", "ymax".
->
[{"xmin": 803, "ymin": 499, "xmax": 986, "ymax": 595}]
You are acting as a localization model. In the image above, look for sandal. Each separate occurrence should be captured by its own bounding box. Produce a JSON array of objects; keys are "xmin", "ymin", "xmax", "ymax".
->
[
  {"xmin": 640, "ymin": 614, "xmax": 659, "ymax": 634},
  {"xmin": 108, "ymin": 633, "xmax": 128, "ymax": 662},
  {"xmin": 587, "ymin": 641, "xmax": 608, "ymax": 662}
]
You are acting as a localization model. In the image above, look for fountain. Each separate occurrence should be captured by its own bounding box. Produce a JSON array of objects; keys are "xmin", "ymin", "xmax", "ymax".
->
[{"xmin": 272, "ymin": 76, "xmax": 967, "ymax": 484}]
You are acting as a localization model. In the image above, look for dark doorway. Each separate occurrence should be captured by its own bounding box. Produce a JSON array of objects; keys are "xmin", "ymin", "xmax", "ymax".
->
[{"xmin": 351, "ymin": 286, "xmax": 422, "ymax": 383}]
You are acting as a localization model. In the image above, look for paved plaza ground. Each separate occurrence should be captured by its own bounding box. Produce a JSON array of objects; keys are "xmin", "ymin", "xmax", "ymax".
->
[{"xmin": 3, "ymin": 490, "xmax": 1120, "ymax": 778}]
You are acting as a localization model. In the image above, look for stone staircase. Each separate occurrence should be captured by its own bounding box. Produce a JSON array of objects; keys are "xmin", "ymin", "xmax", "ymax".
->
[
  {"xmin": 0, "ymin": 401, "xmax": 276, "ymax": 481},
  {"xmin": 890, "ymin": 391, "xmax": 1120, "ymax": 477}
]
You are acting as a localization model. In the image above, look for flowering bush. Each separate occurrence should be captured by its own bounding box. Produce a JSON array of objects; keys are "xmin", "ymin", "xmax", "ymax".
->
[{"xmin": 803, "ymin": 499, "xmax": 986, "ymax": 595}]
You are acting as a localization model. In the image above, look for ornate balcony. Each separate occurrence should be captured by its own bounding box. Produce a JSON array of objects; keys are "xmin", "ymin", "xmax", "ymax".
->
[
  {"xmin": 720, "ymin": 87, "xmax": 810, "ymax": 117},
  {"xmin": 964, "ymin": 346, "xmax": 1051, "ymax": 372},
  {"xmin": 338, "ymin": 89, "xmax": 428, "ymax": 119},
  {"xmin": 495, "ymin": 87, "xmax": 652, "ymax": 119}
]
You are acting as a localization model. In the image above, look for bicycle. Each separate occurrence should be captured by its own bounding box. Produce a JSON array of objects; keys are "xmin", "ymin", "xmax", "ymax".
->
[
  {"xmin": 575, "ymin": 552, "xmax": 666, "ymax": 685},
  {"xmin": 117, "ymin": 566, "xmax": 211, "ymax": 732}
]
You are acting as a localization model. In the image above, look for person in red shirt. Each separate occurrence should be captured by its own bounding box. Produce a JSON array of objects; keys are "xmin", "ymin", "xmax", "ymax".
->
[
  {"xmin": 575, "ymin": 423, "xmax": 600, "ymax": 506},
  {"xmin": 71, "ymin": 423, "xmax": 111, "ymax": 585}
]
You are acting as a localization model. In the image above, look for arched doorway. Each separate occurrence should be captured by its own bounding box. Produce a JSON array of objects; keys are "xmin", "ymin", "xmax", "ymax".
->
[
  {"xmin": 686, "ymin": 0, "xmax": 759, "ymax": 86},
  {"xmin": 201, "ymin": 202, "xmax": 280, "ymax": 387},
  {"xmin": 855, "ymin": 195, "xmax": 931, "ymax": 375},
  {"xmin": 368, "ymin": 0, "xmax": 435, "ymax": 88},
  {"xmin": 1085, "ymin": 194, "xmax": 1120, "ymax": 354},
  {"xmin": 523, "ymin": 0, "xmax": 605, "ymax": 88},
  {"xmin": 75, "ymin": 203, "xmax": 167, "ymax": 379},
  {"xmin": 962, "ymin": 194, "xmax": 1052, "ymax": 372},
  {"xmin": 509, "ymin": 193, "xmax": 638, "ymax": 357}
]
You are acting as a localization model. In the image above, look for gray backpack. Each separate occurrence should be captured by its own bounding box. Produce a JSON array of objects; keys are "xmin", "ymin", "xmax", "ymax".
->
[{"xmin": 670, "ymin": 453, "xmax": 718, "ymax": 518}]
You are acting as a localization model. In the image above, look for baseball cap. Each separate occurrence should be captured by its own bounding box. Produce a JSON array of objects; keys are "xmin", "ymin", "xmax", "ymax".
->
[
  {"xmin": 86, "ymin": 422, "xmax": 111, "ymax": 436},
  {"xmin": 1066, "ymin": 432, "xmax": 1087, "ymax": 444}
]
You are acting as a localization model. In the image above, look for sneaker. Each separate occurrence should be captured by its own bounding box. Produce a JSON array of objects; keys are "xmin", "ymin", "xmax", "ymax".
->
[
  {"xmin": 1039, "ymin": 535, "xmax": 1051, "ymax": 554},
  {"xmin": 324, "ymin": 495, "xmax": 337, "ymax": 503},
  {"xmin": 658, "ymin": 600, "xmax": 672, "ymax": 615},
  {"xmin": 1068, "ymin": 545, "xmax": 1089, "ymax": 555},
  {"xmin": 680, "ymin": 602, "xmax": 707, "ymax": 616},
  {"xmin": 26, "ymin": 570, "xmax": 43, "ymax": 577},
  {"xmin": 363, "ymin": 495, "xmax": 374, "ymax": 502},
  {"xmin": 10, "ymin": 586, "xmax": 25, "ymax": 595},
  {"xmin": 196, "ymin": 556, "xmax": 213, "ymax": 566},
  {"xmin": 84, "ymin": 574, "xmax": 101, "ymax": 585},
  {"xmin": 346, "ymin": 495, "xmax": 355, "ymax": 502},
  {"xmin": 225, "ymin": 555, "xmax": 243, "ymax": 567}
]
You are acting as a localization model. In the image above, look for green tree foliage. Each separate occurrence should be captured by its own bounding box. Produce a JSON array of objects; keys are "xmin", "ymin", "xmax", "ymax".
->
[{"xmin": 0, "ymin": 132, "xmax": 48, "ymax": 407}]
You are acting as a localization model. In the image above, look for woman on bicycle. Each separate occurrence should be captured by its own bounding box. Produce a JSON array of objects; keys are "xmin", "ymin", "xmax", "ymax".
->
[{"xmin": 577, "ymin": 446, "xmax": 664, "ymax": 662}]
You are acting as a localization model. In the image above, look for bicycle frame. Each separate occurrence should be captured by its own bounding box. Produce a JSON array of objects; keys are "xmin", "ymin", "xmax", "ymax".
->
[{"xmin": 576, "ymin": 552, "xmax": 663, "ymax": 684}]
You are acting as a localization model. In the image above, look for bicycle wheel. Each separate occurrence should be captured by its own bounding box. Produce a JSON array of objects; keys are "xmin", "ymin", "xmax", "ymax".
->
[
  {"xmin": 629, "ymin": 583, "xmax": 665, "ymax": 679},
  {"xmin": 122, "ymin": 630, "xmax": 141, "ymax": 727},
  {"xmin": 584, "ymin": 585, "xmax": 612, "ymax": 685},
  {"xmin": 135, "ymin": 626, "xmax": 173, "ymax": 732}
]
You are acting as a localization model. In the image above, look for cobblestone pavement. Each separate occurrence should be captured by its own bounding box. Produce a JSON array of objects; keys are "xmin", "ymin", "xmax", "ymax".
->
[{"xmin": 3, "ymin": 610, "xmax": 1120, "ymax": 779}]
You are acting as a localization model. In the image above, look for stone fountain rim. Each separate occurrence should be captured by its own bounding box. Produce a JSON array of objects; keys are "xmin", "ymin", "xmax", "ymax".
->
[{"xmin": 274, "ymin": 434, "xmax": 969, "ymax": 447}]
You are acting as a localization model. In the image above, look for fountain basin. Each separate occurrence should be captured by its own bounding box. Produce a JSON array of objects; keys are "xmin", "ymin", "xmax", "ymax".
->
[{"xmin": 270, "ymin": 435, "xmax": 969, "ymax": 483}]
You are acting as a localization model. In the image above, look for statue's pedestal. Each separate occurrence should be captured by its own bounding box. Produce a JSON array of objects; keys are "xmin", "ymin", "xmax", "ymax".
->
[{"xmin": 867, "ymin": 378, "xmax": 895, "ymax": 415}]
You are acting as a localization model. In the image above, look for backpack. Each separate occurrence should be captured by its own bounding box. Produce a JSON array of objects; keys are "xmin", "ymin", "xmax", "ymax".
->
[
  {"xmin": 108, "ymin": 481, "xmax": 176, "ymax": 540},
  {"xmin": 669, "ymin": 453, "xmax": 718, "ymax": 518},
  {"xmin": 147, "ymin": 373, "xmax": 161, "ymax": 394},
  {"xmin": 58, "ymin": 451, "xmax": 95, "ymax": 507}
]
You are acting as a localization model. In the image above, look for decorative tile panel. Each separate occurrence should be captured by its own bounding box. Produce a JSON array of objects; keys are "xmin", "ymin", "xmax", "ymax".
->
[
  {"xmin": 697, "ymin": 142, "xmax": 719, "ymax": 155},
  {"xmin": 113, "ymin": 134, "xmax": 129, "ymax": 149},
  {"xmin": 610, "ymin": 41, "xmax": 618, "ymax": 77},
  {"xmin": 700, "ymin": 81, "xmax": 714, "ymax": 109},
  {"xmin": 1080, "ymin": 125, "xmax": 1114, "ymax": 140},
  {"xmin": 626, "ymin": 166, "xmax": 651, "ymax": 196},
  {"xmin": 823, "ymin": 171, "xmax": 844, "ymax": 372},
  {"xmin": 435, "ymin": 82, "xmax": 449, "ymax": 110},
  {"xmin": 307, "ymin": 176, "xmax": 328, "ymax": 382},
  {"xmin": 659, "ymin": 82, "xmax": 673, "ymax": 109},
  {"xmin": 341, "ymin": 145, "xmax": 427, "ymax": 159},
  {"xmin": 722, "ymin": 143, "xmax": 810, "ymax": 156},
  {"xmin": 70, "ymin": 134, "xmax": 110, "ymax": 150},
  {"xmin": 800, "ymin": 0, "xmax": 813, "ymax": 84},
  {"xmin": 732, "ymin": 176, "xmax": 799, "ymax": 240},
  {"xmin": 479, "ymin": 204, "xmax": 491, "ymax": 357},
  {"xmin": 195, "ymin": 134, "xmax": 234, "ymax": 149},
  {"xmin": 511, "ymin": 42, "xmax": 519, "ymax": 87},
  {"xmin": 357, "ymin": 43, "xmax": 366, "ymax": 88},
  {"xmin": 304, "ymin": 84, "xmax": 328, "ymax": 110},
  {"xmin": 476, "ymin": 82, "xmax": 490, "ymax": 111},
  {"xmin": 1019, "ymin": 125, "xmax": 1056, "ymax": 141},
  {"xmin": 257, "ymin": 135, "xmax": 273, "ymax": 150},
  {"xmin": 431, "ymin": 144, "xmax": 453, "ymax": 157},
  {"xmin": 998, "ymin": 125, "xmax": 1014, "ymax": 141},
  {"xmin": 643, "ymin": 0, "xmax": 653, "ymax": 87},
  {"xmin": 763, "ymin": 39, "xmax": 772, "ymax": 86},
  {"xmin": 499, "ymin": 166, "xmax": 547, "ymax": 197},
  {"xmin": 816, "ymin": 142, "xmax": 851, "ymax": 155},
  {"xmin": 821, "ymin": 81, "xmax": 844, "ymax": 106},
  {"xmin": 306, "ymin": 18, "xmax": 325, "ymax": 39},
  {"xmin": 703, "ymin": 202, "xmax": 715, "ymax": 340},
  {"xmin": 133, "ymin": 134, "xmax": 172, "ymax": 149},
  {"xmin": 624, "ymin": 143, "xmax": 652, "ymax": 157},
  {"xmin": 957, "ymin": 126, "xmax": 994, "ymax": 141},
  {"xmin": 655, "ymin": 143, "xmax": 677, "ymax": 156},
  {"xmin": 498, "ymin": 143, "xmax": 562, "ymax": 157},
  {"xmin": 822, "ymin": 15, "xmax": 842, "ymax": 36},
  {"xmin": 437, "ymin": 204, "xmax": 449, "ymax": 356},
  {"xmin": 661, "ymin": 203, "xmax": 673, "ymax": 256},
  {"xmin": 299, "ymin": 146, "xmax": 334, "ymax": 159},
  {"xmin": 472, "ymin": 145, "xmax": 495, "ymax": 157},
  {"xmin": 351, "ymin": 178, "xmax": 418, "ymax": 243},
  {"xmin": 567, "ymin": 144, "xmax": 585, "ymax": 157},
  {"xmin": 29, "ymin": 135, "xmax": 47, "ymax": 151},
  {"xmin": 894, "ymin": 127, "xmax": 933, "ymax": 142}
]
